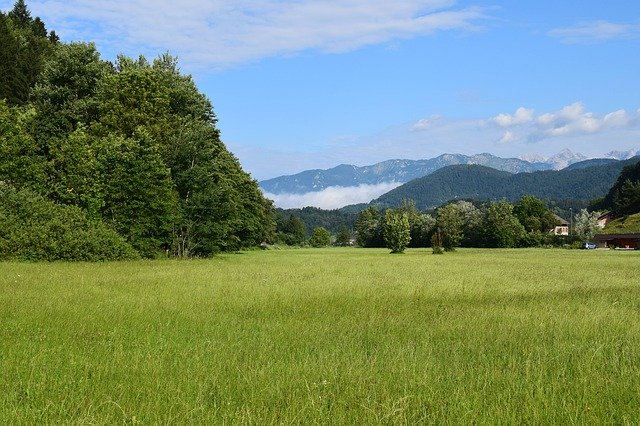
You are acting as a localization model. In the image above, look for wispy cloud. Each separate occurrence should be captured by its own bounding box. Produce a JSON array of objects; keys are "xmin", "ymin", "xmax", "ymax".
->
[
  {"xmin": 28, "ymin": 0, "xmax": 487, "ymax": 69},
  {"xmin": 263, "ymin": 182, "xmax": 402, "ymax": 209},
  {"xmin": 549, "ymin": 20, "xmax": 640, "ymax": 43}
]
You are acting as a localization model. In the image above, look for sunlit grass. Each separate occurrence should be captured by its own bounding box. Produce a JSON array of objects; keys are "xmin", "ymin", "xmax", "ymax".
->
[{"xmin": 1, "ymin": 248, "xmax": 639, "ymax": 423}]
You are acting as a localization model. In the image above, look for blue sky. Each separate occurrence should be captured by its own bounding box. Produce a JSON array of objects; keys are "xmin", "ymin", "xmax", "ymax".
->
[{"xmin": 5, "ymin": 0, "xmax": 640, "ymax": 183}]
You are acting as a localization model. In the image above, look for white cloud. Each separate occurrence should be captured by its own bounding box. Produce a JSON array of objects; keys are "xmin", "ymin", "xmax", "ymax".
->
[
  {"xmin": 492, "ymin": 107, "xmax": 534, "ymax": 127},
  {"xmin": 412, "ymin": 114, "xmax": 442, "ymax": 131},
  {"xmin": 549, "ymin": 20, "xmax": 640, "ymax": 44},
  {"xmin": 263, "ymin": 182, "xmax": 402, "ymax": 209},
  {"xmin": 488, "ymin": 102, "xmax": 637, "ymax": 142},
  {"xmin": 29, "ymin": 0, "xmax": 486, "ymax": 69}
]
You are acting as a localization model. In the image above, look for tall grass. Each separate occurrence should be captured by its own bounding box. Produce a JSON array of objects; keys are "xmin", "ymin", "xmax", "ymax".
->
[{"xmin": 1, "ymin": 248, "xmax": 639, "ymax": 423}]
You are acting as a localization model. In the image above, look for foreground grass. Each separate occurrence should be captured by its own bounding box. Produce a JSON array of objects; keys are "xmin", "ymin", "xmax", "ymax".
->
[{"xmin": 1, "ymin": 248, "xmax": 639, "ymax": 424}]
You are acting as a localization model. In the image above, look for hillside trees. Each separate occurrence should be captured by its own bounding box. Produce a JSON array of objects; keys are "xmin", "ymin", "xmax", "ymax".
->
[{"xmin": 603, "ymin": 161, "xmax": 640, "ymax": 216}]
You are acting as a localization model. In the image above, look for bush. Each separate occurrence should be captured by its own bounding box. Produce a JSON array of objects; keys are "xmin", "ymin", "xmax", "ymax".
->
[
  {"xmin": 0, "ymin": 184, "xmax": 139, "ymax": 261},
  {"xmin": 431, "ymin": 230, "xmax": 445, "ymax": 254}
]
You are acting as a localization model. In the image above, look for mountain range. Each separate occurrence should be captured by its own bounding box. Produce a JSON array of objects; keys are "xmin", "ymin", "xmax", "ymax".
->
[
  {"xmin": 260, "ymin": 149, "xmax": 639, "ymax": 195},
  {"xmin": 373, "ymin": 157, "xmax": 640, "ymax": 210}
]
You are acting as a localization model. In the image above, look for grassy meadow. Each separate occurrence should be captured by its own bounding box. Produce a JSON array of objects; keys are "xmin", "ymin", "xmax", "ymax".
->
[{"xmin": 1, "ymin": 248, "xmax": 640, "ymax": 424}]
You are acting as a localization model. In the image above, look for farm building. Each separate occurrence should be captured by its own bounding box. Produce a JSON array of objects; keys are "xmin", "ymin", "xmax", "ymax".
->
[
  {"xmin": 551, "ymin": 215, "xmax": 569, "ymax": 236},
  {"xmin": 593, "ymin": 233, "xmax": 640, "ymax": 249}
]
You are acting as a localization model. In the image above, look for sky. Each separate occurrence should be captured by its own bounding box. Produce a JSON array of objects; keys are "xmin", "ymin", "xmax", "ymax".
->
[{"xmin": 5, "ymin": 1, "xmax": 640, "ymax": 195}]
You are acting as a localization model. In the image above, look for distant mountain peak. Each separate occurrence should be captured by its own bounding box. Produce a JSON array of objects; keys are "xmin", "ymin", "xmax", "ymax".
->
[
  {"xmin": 260, "ymin": 149, "xmax": 640, "ymax": 199},
  {"xmin": 519, "ymin": 149, "xmax": 588, "ymax": 170},
  {"xmin": 604, "ymin": 149, "xmax": 640, "ymax": 160},
  {"xmin": 260, "ymin": 152, "xmax": 550, "ymax": 195}
]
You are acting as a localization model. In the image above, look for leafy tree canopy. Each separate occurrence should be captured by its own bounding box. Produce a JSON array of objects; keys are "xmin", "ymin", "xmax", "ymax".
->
[{"xmin": 0, "ymin": 3, "xmax": 276, "ymax": 260}]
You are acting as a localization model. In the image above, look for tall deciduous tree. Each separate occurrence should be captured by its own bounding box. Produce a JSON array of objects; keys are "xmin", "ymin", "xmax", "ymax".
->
[
  {"xmin": 481, "ymin": 200, "xmax": 526, "ymax": 248},
  {"xmin": 436, "ymin": 203, "xmax": 463, "ymax": 251},
  {"xmin": 31, "ymin": 42, "xmax": 110, "ymax": 140},
  {"xmin": 356, "ymin": 206, "xmax": 384, "ymax": 247},
  {"xmin": 574, "ymin": 209, "xmax": 601, "ymax": 240},
  {"xmin": 384, "ymin": 209, "xmax": 411, "ymax": 253},
  {"xmin": 513, "ymin": 195, "xmax": 557, "ymax": 233}
]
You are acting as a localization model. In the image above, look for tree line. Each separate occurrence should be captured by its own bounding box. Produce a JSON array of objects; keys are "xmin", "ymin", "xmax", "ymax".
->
[
  {"xmin": 0, "ymin": 1, "xmax": 275, "ymax": 260},
  {"xmin": 357, "ymin": 196, "xmax": 604, "ymax": 253},
  {"xmin": 270, "ymin": 159, "xmax": 639, "ymax": 251}
]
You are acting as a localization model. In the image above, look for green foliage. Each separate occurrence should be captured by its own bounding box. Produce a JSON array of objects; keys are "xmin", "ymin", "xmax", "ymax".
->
[
  {"xmin": 0, "ymin": 101, "xmax": 46, "ymax": 190},
  {"xmin": 454, "ymin": 200, "xmax": 483, "ymax": 246},
  {"xmin": 436, "ymin": 203, "xmax": 464, "ymax": 251},
  {"xmin": 335, "ymin": 226, "xmax": 352, "ymax": 246},
  {"xmin": 383, "ymin": 209, "xmax": 411, "ymax": 253},
  {"xmin": 513, "ymin": 195, "xmax": 558, "ymax": 233},
  {"xmin": 0, "ymin": 184, "xmax": 138, "ymax": 261},
  {"xmin": 0, "ymin": 2, "xmax": 55, "ymax": 105},
  {"xmin": 0, "ymin": 9, "xmax": 276, "ymax": 260},
  {"xmin": 276, "ymin": 214, "xmax": 307, "ymax": 245},
  {"xmin": 30, "ymin": 42, "xmax": 109, "ymax": 140},
  {"xmin": 600, "ymin": 161, "xmax": 640, "ymax": 215},
  {"xmin": 481, "ymin": 200, "xmax": 526, "ymax": 248},
  {"xmin": 309, "ymin": 227, "xmax": 332, "ymax": 247},
  {"xmin": 94, "ymin": 133, "xmax": 180, "ymax": 257},
  {"xmin": 355, "ymin": 206, "xmax": 384, "ymax": 247},
  {"xmin": 600, "ymin": 213, "xmax": 640, "ymax": 234},
  {"xmin": 574, "ymin": 209, "xmax": 602, "ymax": 240},
  {"xmin": 397, "ymin": 199, "xmax": 436, "ymax": 247},
  {"xmin": 613, "ymin": 180, "xmax": 640, "ymax": 216},
  {"xmin": 168, "ymin": 118, "xmax": 274, "ymax": 255},
  {"xmin": 278, "ymin": 206, "xmax": 358, "ymax": 235},
  {"xmin": 431, "ymin": 230, "xmax": 445, "ymax": 254}
]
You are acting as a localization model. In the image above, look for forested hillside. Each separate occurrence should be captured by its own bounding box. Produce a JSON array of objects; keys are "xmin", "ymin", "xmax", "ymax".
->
[
  {"xmin": 374, "ymin": 158, "xmax": 640, "ymax": 210},
  {"xmin": 277, "ymin": 207, "xmax": 358, "ymax": 235},
  {"xmin": 0, "ymin": 1, "xmax": 275, "ymax": 260}
]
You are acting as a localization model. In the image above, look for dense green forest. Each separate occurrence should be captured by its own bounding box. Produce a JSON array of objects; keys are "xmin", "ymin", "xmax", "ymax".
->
[{"xmin": 0, "ymin": 1, "xmax": 275, "ymax": 260}]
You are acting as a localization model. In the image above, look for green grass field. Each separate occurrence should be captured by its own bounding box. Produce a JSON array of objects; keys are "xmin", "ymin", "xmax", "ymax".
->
[{"xmin": 2, "ymin": 248, "xmax": 639, "ymax": 424}]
